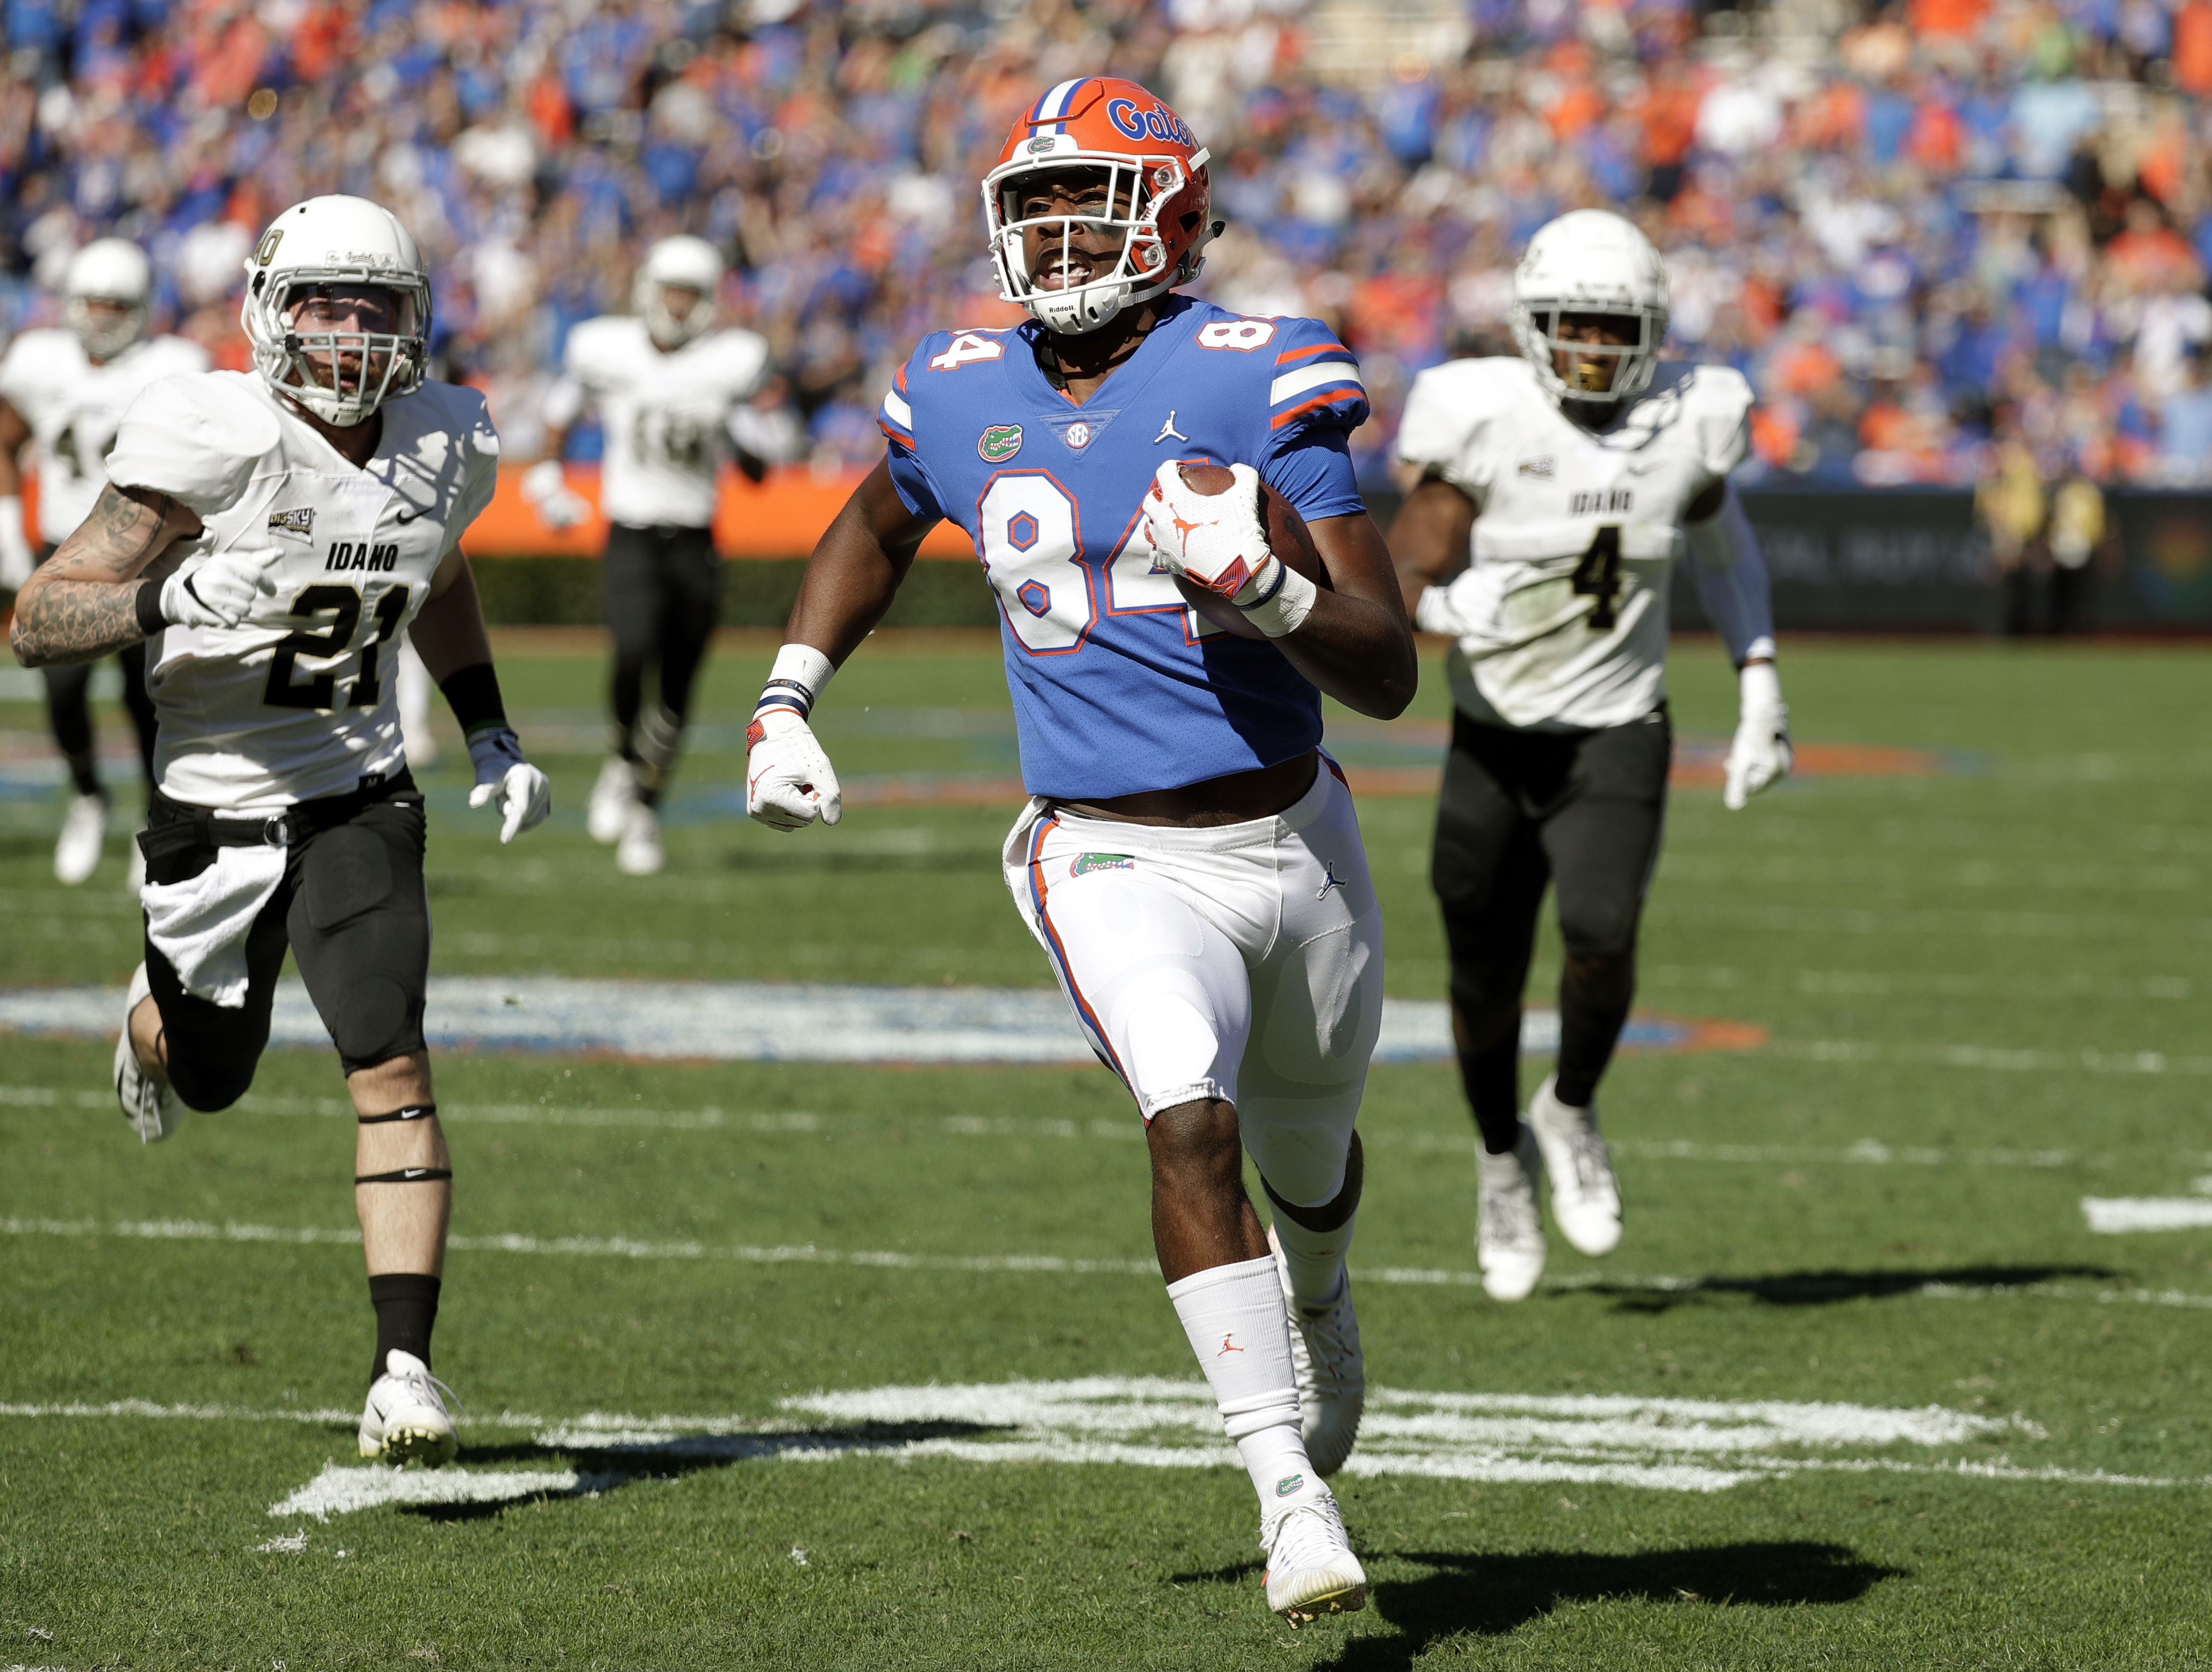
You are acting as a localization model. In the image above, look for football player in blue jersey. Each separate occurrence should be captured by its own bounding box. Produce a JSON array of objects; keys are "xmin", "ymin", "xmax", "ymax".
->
[{"xmin": 744, "ymin": 78, "xmax": 1416, "ymax": 1624}]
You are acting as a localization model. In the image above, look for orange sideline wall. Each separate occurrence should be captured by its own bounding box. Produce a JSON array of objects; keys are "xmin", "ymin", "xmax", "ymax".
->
[
  {"xmin": 11, "ymin": 467, "xmax": 976, "ymax": 561},
  {"xmin": 460, "ymin": 465, "xmax": 977, "ymax": 560}
]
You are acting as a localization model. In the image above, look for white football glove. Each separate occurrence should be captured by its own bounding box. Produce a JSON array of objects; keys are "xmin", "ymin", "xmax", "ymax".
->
[
  {"xmin": 1142, "ymin": 460, "xmax": 1277, "ymax": 603},
  {"xmin": 0, "ymin": 495, "xmax": 33, "ymax": 591},
  {"xmin": 1724, "ymin": 661, "xmax": 1793, "ymax": 811},
  {"xmin": 747, "ymin": 707, "xmax": 842, "ymax": 831},
  {"xmin": 465, "ymin": 727, "xmax": 552, "ymax": 844},
  {"xmin": 160, "ymin": 544, "xmax": 283, "ymax": 629},
  {"xmin": 520, "ymin": 459, "xmax": 592, "ymax": 532}
]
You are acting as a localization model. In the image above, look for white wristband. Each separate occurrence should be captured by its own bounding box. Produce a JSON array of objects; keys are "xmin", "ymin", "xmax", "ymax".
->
[
  {"xmin": 1238, "ymin": 562, "xmax": 1318, "ymax": 639},
  {"xmin": 1739, "ymin": 659, "xmax": 1783, "ymax": 710},
  {"xmin": 758, "ymin": 642, "xmax": 837, "ymax": 721}
]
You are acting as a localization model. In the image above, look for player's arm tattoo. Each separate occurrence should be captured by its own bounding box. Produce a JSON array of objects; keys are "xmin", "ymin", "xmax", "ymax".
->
[{"xmin": 8, "ymin": 482, "xmax": 200, "ymax": 666}]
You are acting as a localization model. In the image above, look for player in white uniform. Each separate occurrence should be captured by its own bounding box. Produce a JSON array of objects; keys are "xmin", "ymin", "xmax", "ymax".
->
[
  {"xmin": 1389, "ymin": 211, "xmax": 1792, "ymax": 1301},
  {"xmin": 7, "ymin": 196, "xmax": 552, "ymax": 1466},
  {"xmin": 0, "ymin": 240, "xmax": 208, "ymax": 884},
  {"xmin": 524, "ymin": 235, "xmax": 770, "ymax": 875}
]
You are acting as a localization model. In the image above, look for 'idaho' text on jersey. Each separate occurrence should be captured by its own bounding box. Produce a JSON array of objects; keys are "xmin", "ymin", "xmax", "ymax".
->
[
  {"xmin": 1396, "ymin": 357, "xmax": 1753, "ymax": 731},
  {"xmin": 0, "ymin": 331, "xmax": 210, "ymax": 542},
  {"xmin": 880, "ymin": 296, "xmax": 1369, "ymax": 801},
  {"xmin": 104, "ymin": 371, "xmax": 499, "ymax": 812},
  {"xmin": 547, "ymin": 317, "xmax": 768, "ymax": 529}
]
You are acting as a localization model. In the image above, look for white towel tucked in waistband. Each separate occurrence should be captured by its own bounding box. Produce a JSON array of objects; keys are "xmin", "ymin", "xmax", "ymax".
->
[{"xmin": 140, "ymin": 844, "xmax": 288, "ymax": 1008}]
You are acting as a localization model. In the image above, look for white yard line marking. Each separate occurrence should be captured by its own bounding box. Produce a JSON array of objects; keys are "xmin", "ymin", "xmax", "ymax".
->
[
  {"xmin": 2082, "ymin": 1198, "xmax": 2212, "ymax": 1234},
  {"xmin": 1, "ymin": 1381, "xmax": 2191, "ymax": 1507},
  {"xmin": 0, "ymin": 1080, "xmax": 2098, "ymax": 1167},
  {"xmin": 8, "ymin": 1216, "xmax": 2212, "ymax": 1311},
  {"xmin": 270, "ymin": 1461, "xmax": 586, "ymax": 1520},
  {"xmin": 1773, "ymin": 1040, "xmax": 2212, "ymax": 1076}
]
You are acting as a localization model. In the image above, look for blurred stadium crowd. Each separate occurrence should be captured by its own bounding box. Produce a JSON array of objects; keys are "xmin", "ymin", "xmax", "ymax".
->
[{"xmin": 4, "ymin": 0, "xmax": 2212, "ymax": 492}]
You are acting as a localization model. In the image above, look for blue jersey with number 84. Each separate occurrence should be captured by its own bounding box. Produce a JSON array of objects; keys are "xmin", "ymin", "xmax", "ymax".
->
[{"xmin": 881, "ymin": 295, "xmax": 1369, "ymax": 801}]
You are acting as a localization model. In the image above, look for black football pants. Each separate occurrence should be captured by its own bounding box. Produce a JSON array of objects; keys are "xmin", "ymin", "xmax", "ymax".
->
[
  {"xmin": 1432, "ymin": 707, "xmax": 1672, "ymax": 1154},
  {"xmin": 140, "ymin": 775, "xmax": 431, "ymax": 1112},
  {"xmin": 602, "ymin": 522, "xmax": 720, "ymax": 806}
]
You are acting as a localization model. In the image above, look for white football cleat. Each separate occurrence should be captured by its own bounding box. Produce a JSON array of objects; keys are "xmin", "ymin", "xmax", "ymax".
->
[
  {"xmin": 1268, "ymin": 1223, "xmax": 1364, "ymax": 1476},
  {"xmin": 1527, "ymin": 1074, "xmax": 1621, "ymax": 1257},
  {"xmin": 1261, "ymin": 1486, "xmax": 1367, "ymax": 1625},
  {"xmin": 54, "ymin": 791, "xmax": 106, "ymax": 885},
  {"xmin": 586, "ymin": 755, "xmax": 635, "ymax": 845},
  {"xmin": 1477, "ymin": 1126, "xmax": 1547, "ymax": 1300},
  {"xmin": 615, "ymin": 800, "xmax": 665, "ymax": 876},
  {"xmin": 359, "ymin": 1350, "xmax": 458, "ymax": 1468},
  {"xmin": 113, "ymin": 962, "xmax": 179, "ymax": 1144},
  {"xmin": 124, "ymin": 823, "xmax": 146, "ymax": 894}
]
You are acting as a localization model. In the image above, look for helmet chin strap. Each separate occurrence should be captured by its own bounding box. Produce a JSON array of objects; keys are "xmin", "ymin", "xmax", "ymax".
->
[{"xmin": 1031, "ymin": 277, "xmax": 1133, "ymax": 335}]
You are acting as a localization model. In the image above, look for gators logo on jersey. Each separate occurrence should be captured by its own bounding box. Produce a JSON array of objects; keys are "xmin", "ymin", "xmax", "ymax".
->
[
  {"xmin": 1070, "ymin": 853, "xmax": 1135, "ymax": 876},
  {"xmin": 977, "ymin": 424, "xmax": 1023, "ymax": 462}
]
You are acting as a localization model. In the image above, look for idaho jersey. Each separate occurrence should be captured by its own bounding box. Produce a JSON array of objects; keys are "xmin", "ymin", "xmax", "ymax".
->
[
  {"xmin": 548, "ymin": 317, "xmax": 768, "ymax": 528},
  {"xmin": 881, "ymin": 296, "xmax": 1369, "ymax": 800},
  {"xmin": 104, "ymin": 372, "xmax": 499, "ymax": 812},
  {"xmin": 0, "ymin": 331, "xmax": 210, "ymax": 541},
  {"xmin": 1396, "ymin": 357, "xmax": 1752, "ymax": 731}
]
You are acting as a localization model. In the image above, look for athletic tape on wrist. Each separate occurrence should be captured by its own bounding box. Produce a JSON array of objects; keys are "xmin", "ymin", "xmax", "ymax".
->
[
  {"xmin": 357, "ymin": 1103, "xmax": 437, "ymax": 1125},
  {"xmin": 354, "ymin": 1167, "xmax": 452, "ymax": 1185},
  {"xmin": 1238, "ymin": 562, "xmax": 1318, "ymax": 639},
  {"xmin": 754, "ymin": 644, "xmax": 836, "ymax": 721}
]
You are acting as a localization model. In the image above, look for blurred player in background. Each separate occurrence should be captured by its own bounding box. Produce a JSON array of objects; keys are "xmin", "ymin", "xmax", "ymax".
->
[
  {"xmin": 524, "ymin": 235, "xmax": 770, "ymax": 876},
  {"xmin": 1390, "ymin": 210, "xmax": 1791, "ymax": 1303},
  {"xmin": 0, "ymin": 240, "xmax": 208, "ymax": 885},
  {"xmin": 7, "ymin": 195, "xmax": 550, "ymax": 1466},
  {"xmin": 745, "ymin": 80, "xmax": 1417, "ymax": 1625}
]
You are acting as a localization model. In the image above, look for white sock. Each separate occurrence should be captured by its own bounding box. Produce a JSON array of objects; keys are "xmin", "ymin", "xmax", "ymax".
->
[
  {"xmin": 1271, "ymin": 1209, "xmax": 1356, "ymax": 1313},
  {"xmin": 1166, "ymin": 1255, "xmax": 1321, "ymax": 1506}
]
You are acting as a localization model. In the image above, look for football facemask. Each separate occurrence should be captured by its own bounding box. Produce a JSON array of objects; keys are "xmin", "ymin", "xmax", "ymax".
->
[
  {"xmin": 983, "ymin": 77, "xmax": 1217, "ymax": 337},
  {"xmin": 1510, "ymin": 209, "xmax": 1670, "ymax": 407},
  {"xmin": 242, "ymin": 196, "xmax": 431, "ymax": 427}
]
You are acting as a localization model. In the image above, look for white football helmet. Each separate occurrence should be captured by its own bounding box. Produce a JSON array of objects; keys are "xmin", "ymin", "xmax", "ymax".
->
[
  {"xmin": 635, "ymin": 236, "xmax": 722, "ymax": 349},
  {"xmin": 1510, "ymin": 210, "xmax": 1671, "ymax": 407},
  {"xmin": 64, "ymin": 239, "xmax": 150, "ymax": 360},
  {"xmin": 239, "ymin": 195, "xmax": 431, "ymax": 427}
]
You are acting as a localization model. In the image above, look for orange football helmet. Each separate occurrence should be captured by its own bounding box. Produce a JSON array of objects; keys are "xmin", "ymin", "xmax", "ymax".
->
[{"xmin": 983, "ymin": 77, "xmax": 1218, "ymax": 335}]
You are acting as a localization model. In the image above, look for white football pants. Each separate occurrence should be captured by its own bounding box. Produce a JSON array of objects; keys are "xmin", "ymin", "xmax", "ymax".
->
[{"xmin": 1001, "ymin": 759, "xmax": 1383, "ymax": 1208}]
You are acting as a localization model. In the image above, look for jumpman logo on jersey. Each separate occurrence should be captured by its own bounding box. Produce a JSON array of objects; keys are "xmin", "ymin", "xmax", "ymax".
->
[
  {"xmin": 1316, "ymin": 862, "xmax": 1345, "ymax": 902},
  {"xmin": 1153, "ymin": 410, "xmax": 1188, "ymax": 443},
  {"xmin": 1218, "ymin": 1333, "xmax": 1245, "ymax": 1356}
]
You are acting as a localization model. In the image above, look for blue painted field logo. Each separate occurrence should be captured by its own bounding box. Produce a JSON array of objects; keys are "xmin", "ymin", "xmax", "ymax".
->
[
  {"xmin": 978, "ymin": 424, "xmax": 1023, "ymax": 462},
  {"xmin": 1070, "ymin": 853, "xmax": 1135, "ymax": 877}
]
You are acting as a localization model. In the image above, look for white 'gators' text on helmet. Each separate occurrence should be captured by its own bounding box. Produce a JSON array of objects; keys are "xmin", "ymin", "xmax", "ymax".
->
[
  {"xmin": 240, "ymin": 196, "xmax": 431, "ymax": 427},
  {"xmin": 634, "ymin": 236, "xmax": 723, "ymax": 350},
  {"xmin": 64, "ymin": 239, "xmax": 151, "ymax": 360},
  {"xmin": 1510, "ymin": 210, "xmax": 1671, "ymax": 407}
]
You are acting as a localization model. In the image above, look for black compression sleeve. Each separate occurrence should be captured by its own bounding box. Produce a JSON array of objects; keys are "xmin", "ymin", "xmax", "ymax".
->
[
  {"xmin": 134, "ymin": 577, "xmax": 167, "ymax": 636},
  {"xmin": 438, "ymin": 662, "xmax": 508, "ymax": 738}
]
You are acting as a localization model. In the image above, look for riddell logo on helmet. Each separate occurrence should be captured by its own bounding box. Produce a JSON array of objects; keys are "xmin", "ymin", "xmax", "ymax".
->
[{"xmin": 1106, "ymin": 98, "xmax": 1196, "ymax": 148}]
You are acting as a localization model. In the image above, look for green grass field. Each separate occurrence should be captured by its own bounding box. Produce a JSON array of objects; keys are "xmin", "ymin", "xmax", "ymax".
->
[{"xmin": 5, "ymin": 631, "xmax": 2212, "ymax": 1670}]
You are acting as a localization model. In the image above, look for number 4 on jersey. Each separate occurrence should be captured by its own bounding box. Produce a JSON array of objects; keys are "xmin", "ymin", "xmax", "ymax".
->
[
  {"xmin": 929, "ymin": 332, "xmax": 1005, "ymax": 372},
  {"xmin": 1572, "ymin": 525, "xmax": 1623, "ymax": 631}
]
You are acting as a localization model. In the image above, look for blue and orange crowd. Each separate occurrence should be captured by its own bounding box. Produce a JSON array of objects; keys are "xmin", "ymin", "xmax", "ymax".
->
[{"xmin": 4, "ymin": 0, "xmax": 2212, "ymax": 489}]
